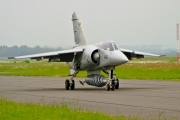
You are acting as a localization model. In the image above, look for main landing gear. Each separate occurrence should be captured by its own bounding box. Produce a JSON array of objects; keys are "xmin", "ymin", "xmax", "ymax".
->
[
  {"xmin": 106, "ymin": 70, "xmax": 119, "ymax": 91},
  {"xmin": 65, "ymin": 70, "xmax": 78, "ymax": 90},
  {"xmin": 65, "ymin": 79, "xmax": 75, "ymax": 90}
]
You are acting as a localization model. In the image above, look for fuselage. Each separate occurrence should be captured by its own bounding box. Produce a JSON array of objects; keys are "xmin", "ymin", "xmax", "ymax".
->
[{"xmin": 67, "ymin": 41, "xmax": 129, "ymax": 71}]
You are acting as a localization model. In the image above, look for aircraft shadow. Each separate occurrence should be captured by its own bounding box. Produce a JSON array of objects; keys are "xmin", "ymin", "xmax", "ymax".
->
[{"xmin": 15, "ymin": 87, "xmax": 150, "ymax": 92}]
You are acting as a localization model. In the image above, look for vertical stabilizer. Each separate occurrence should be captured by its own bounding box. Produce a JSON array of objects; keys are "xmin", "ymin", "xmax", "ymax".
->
[{"xmin": 72, "ymin": 12, "xmax": 86, "ymax": 46}]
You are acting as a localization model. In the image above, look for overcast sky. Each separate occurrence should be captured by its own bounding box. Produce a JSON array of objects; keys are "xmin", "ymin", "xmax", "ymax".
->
[{"xmin": 0, "ymin": 0, "xmax": 180, "ymax": 48}]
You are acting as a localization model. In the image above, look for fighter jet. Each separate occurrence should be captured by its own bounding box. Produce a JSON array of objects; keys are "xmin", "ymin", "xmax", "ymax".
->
[{"xmin": 9, "ymin": 12, "xmax": 162, "ymax": 91}]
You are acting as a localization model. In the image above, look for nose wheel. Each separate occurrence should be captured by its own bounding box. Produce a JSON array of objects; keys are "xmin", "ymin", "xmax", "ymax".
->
[
  {"xmin": 106, "ymin": 83, "xmax": 110, "ymax": 91},
  {"xmin": 106, "ymin": 81, "xmax": 115, "ymax": 91},
  {"xmin": 115, "ymin": 79, "xmax": 119, "ymax": 89},
  {"xmin": 106, "ymin": 70, "xmax": 119, "ymax": 91}
]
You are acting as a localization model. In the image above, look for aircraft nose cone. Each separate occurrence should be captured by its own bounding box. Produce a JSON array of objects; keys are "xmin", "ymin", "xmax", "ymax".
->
[
  {"xmin": 120, "ymin": 53, "xmax": 129, "ymax": 64},
  {"xmin": 111, "ymin": 51, "xmax": 129, "ymax": 65}
]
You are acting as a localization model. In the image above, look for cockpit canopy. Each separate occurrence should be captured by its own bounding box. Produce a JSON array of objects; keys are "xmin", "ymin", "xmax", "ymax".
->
[
  {"xmin": 107, "ymin": 42, "xmax": 119, "ymax": 51},
  {"xmin": 95, "ymin": 41, "xmax": 119, "ymax": 51}
]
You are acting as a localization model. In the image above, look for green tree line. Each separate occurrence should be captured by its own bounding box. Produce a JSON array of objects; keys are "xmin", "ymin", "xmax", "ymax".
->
[{"xmin": 0, "ymin": 45, "xmax": 62, "ymax": 57}]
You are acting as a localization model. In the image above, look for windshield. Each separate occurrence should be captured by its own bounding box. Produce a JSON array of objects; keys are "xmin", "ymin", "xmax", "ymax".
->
[
  {"xmin": 112, "ymin": 42, "xmax": 119, "ymax": 50},
  {"xmin": 107, "ymin": 43, "xmax": 114, "ymax": 51}
]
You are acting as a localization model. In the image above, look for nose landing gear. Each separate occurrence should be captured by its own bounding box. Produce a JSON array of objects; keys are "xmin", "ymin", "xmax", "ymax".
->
[{"xmin": 105, "ymin": 70, "xmax": 119, "ymax": 91}]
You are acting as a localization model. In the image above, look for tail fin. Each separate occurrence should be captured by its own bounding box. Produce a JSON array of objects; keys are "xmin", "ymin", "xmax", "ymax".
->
[{"xmin": 72, "ymin": 12, "xmax": 86, "ymax": 46}]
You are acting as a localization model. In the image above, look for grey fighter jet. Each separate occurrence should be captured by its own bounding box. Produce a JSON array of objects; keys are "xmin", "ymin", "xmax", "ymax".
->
[{"xmin": 9, "ymin": 12, "xmax": 161, "ymax": 91}]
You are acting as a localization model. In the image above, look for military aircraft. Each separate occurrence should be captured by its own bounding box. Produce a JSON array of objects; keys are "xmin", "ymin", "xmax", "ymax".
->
[{"xmin": 9, "ymin": 12, "xmax": 162, "ymax": 91}]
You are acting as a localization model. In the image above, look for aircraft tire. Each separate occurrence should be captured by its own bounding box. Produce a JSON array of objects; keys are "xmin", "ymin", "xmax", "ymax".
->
[
  {"xmin": 71, "ymin": 80, "xmax": 75, "ymax": 90},
  {"xmin": 115, "ymin": 79, "xmax": 119, "ymax": 89},
  {"xmin": 111, "ymin": 84, "xmax": 115, "ymax": 91},
  {"xmin": 106, "ymin": 84, "xmax": 110, "ymax": 91},
  {"xmin": 65, "ymin": 79, "xmax": 70, "ymax": 90}
]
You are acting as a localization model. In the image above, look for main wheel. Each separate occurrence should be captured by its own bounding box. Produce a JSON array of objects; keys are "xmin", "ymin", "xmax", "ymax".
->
[
  {"xmin": 106, "ymin": 84, "xmax": 110, "ymax": 91},
  {"xmin": 111, "ymin": 84, "xmax": 115, "ymax": 91},
  {"xmin": 71, "ymin": 80, "xmax": 75, "ymax": 90},
  {"xmin": 115, "ymin": 79, "xmax": 119, "ymax": 89},
  {"xmin": 65, "ymin": 79, "xmax": 70, "ymax": 90}
]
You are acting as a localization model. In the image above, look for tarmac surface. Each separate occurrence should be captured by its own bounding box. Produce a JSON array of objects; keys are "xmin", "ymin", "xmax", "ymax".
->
[{"xmin": 0, "ymin": 76, "xmax": 180, "ymax": 118}]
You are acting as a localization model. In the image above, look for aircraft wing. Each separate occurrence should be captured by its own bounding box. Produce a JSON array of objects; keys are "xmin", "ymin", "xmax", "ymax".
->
[
  {"xmin": 120, "ymin": 48, "xmax": 162, "ymax": 60},
  {"xmin": 8, "ymin": 48, "xmax": 83, "ymax": 62}
]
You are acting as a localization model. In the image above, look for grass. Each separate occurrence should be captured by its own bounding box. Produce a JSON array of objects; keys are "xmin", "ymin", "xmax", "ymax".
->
[
  {"xmin": 115, "ymin": 58, "xmax": 180, "ymax": 80},
  {"xmin": 0, "ymin": 57, "xmax": 180, "ymax": 81},
  {"xmin": 0, "ymin": 98, "xmax": 178, "ymax": 120},
  {"xmin": 0, "ymin": 99, "xmax": 137, "ymax": 120}
]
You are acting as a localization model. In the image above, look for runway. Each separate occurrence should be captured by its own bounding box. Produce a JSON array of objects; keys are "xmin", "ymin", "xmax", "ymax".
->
[{"xmin": 0, "ymin": 76, "xmax": 180, "ymax": 118}]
